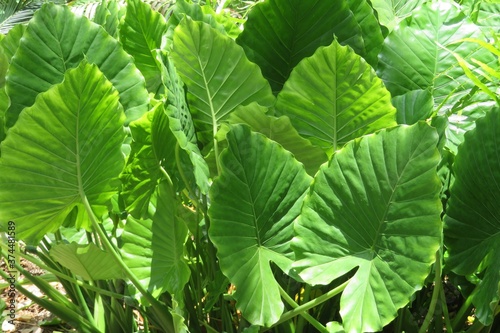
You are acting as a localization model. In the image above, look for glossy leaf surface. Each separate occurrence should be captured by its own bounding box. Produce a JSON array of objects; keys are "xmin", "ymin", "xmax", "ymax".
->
[
  {"xmin": 276, "ymin": 39, "xmax": 396, "ymax": 156},
  {"xmin": 0, "ymin": 61, "xmax": 125, "ymax": 243},
  {"xmin": 293, "ymin": 123, "xmax": 442, "ymax": 333},
  {"xmin": 209, "ymin": 125, "xmax": 312, "ymax": 326}
]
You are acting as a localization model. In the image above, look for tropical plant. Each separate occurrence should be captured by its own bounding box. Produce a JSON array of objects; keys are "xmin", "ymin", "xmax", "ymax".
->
[{"xmin": 0, "ymin": 0, "xmax": 499, "ymax": 332}]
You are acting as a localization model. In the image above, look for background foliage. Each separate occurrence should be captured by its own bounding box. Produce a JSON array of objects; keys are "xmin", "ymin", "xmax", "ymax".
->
[{"xmin": 0, "ymin": 0, "xmax": 499, "ymax": 332}]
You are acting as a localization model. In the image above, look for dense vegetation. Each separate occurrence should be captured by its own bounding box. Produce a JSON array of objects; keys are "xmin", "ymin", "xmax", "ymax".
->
[{"xmin": 0, "ymin": 0, "xmax": 499, "ymax": 332}]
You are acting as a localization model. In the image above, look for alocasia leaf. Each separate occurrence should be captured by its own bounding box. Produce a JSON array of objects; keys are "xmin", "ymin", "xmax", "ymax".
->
[
  {"xmin": 293, "ymin": 122, "xmax": 442, "ymax": 333},
  {"xmin": 120, "ymin": 0, "xmax": 167, "ymax": 93},
  {"xmin": 276, "ymin": 39, "xmax": 396, "ymax": 156},
  {"xmin": 236, "ymin": 0, "xmax": 363, "ymax": 93},
  {"xmin": 171, "ymin": 17, "xmax": 274, "ymax": 145},
  {"xmin": 5, "ymin": 3, "xmax": 148, "ymax": 127},
  {"xmin": 208, "ymin": 124, "xmax": 312, "ymax": 326},
  {"xmin": 225, "ymin": 102, "xmax": 327, "ymax": 176},
  {"xmin": 121, "ymin": 181, "xmax": 190, "ymax": 296},
  {"xmin": 392, "ymin": 89, "xmax": 434, "ymax": 125},
  {"xmin": 369, "ymin": 0, "xmax": 426, "ymax": 32},
  {"xmin": 444, "ymin": 107, "xmax": 500, "ymax": 325},
  {"xmin": 0, "ymin": 60, "xmax": 126, "ymax": 243},
  {"xmin": 50, "ymin": 243, "xmax": 124, "ymax": 281},
  {"xmin": 377, "ymin": 0, "xmax": 496, "ymax": 115}
]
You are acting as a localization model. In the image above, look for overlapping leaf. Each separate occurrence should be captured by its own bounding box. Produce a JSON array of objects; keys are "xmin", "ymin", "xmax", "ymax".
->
[
  {"xmin": 120, "ymin": 0, "xmax": 167, "ymax": 93},
  {"xmin": 0, "ymin": 61, "xmax": 126, "ymax": 243},
  {"xmin": 225, "ymin": 103, "xmax": 327, "ymax": 175},
  {"xmin": 444, "ymin": 107, "xmax": 500, "ymax": 325},
  {"xmin": 121, "ymin": 181, "xmax": 190, "ymax": 296},
  {"xmin": 293, "ymin": 123, "xmax": 442, "ymax": 333},
  {"xmin": 377, "ymin": 1, "xmax": 496, "ymax": 114},
  {"xmin": 171, "ymin": 17, "xmax": 274, "ymax": 145},
  {"xmin": 276, "ymin": 39, "xmax": 396, "ymax": 156},
  {"xmin": 50, "ymin": 243, "xmax": 124, "ymax": 280},
  {"xmin": 5, "ymin": 3, "xmax": 147, "ymax": 127},
  {"xmin": 236, "ymin": 0, "xmax": 364, "ymax": 93},
  {"xmin": 208, "ymin": 125, "xmax": 312, "ymax": 326}
]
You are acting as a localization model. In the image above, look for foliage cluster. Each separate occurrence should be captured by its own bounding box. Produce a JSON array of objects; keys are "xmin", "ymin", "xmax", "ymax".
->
[{"xmin": 0, "ymin": 0, "xmax": 499, "ymax": 332}]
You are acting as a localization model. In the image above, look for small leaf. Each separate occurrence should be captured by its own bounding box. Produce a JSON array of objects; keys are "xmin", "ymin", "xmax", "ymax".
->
[
  {"xmin": 50, "ymin": 243, "xmax": 124, "ymax": 280},
  {"xmin": 121, "ymin": 181, "xmax": 190, "ymax": 296},
  {"xmin": 276, "ymin": 39, "xmax": 396, "ymax": 156}
]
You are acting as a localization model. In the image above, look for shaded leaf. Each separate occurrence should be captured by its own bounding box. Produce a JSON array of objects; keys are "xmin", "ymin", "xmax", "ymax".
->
[
  {"xmin": 225, "ymin": 102, "xmax": 327, "ymax": 175},
  {"xmin": 293, "ymin": 123, "xmax": 442, "ymax": 333},
  {"xmin": 444, "ymin": 107, "xmax": 500, "ymax": 325},
  {"xmin": 236, "ymin": 0, "xmax": 364, "ymax": 93},
  {"xmin": 50, "ymin": 242, "xmax": 124, "ymax": 280},
  {"xmin": 392, "ymin": 89, "xmax": 434, "ymax": 125},
  {"xmin": 121, "ymin": 181, "xmax": 190, "ymax": 296}
]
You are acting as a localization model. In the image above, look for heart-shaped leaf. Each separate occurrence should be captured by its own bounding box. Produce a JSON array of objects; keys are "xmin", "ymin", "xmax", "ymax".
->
[
  {"xmin": 0, "ymin": 60, "xmax": 125, "ymax": 243},
  {"xmin": 293, "ymin": 122, "xmax": 442, "ymax": 333},
  {"xmin": 444, "ymin": 107, "xmax": 500, "ymax": 325},
  {"xmin": 276, "ymin": 39, "xmax": 396, "ymax": 156},
  {"xmin": 208, "ymin": 124, "xmax": 312, "ymax": 326}
]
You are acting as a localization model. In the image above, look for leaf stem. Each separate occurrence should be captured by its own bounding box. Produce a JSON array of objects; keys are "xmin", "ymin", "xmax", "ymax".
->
[
  {"xmin": 276, "ymin": 284, "xmax": 328, "ymax": 333},
  {"xmin": 418, "ymin": 249, "xmax": 442, "ymax": 333},
  {"xmin": 82, "ymin": 195, "xmax": 175, "ymax": 332}
]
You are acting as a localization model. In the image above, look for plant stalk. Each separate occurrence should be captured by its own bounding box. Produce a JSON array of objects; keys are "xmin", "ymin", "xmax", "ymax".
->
[{"xmin": 418, "ymin": 249, "xmax": 442, "ymax": 333}]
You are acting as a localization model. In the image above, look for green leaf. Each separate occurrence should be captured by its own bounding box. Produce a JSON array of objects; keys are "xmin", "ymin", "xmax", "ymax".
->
[
  {"xmin": 120, "ymin": 0, "xmax": 167, "ymax": 94},
  {"xmin": 377, "ymin": 1, "xmax": 497, "ymax": 114},
  {"xmin": 120, "ymin": 108, "xmax": 164, "ymax": 218},
  {"xmin": 120, "ymin": 58, "xmax": 209, "ymax": 217},
  {"xmin": 50, "ymin": 242, "xmax": 124, "ymax": 280},
  {"xmin": 276, "ymin": 39, "xmax": 396, "ymax": 156},
  {"xmin": 225, "ymin": 102, "xmax": 327, "ymax": 176},
  {"xmin": 444, "ymin": 107, "xmax": 500, "ymax": 325},
  {"xmin": 0, "ymin": 60, "xmax": 126, "ymax": 243},
  {"xmin": 171, "ymin": 17, "xmax": 274, "ymax": 145},
  {"xmin": 93, "ymin": 0, "xmax": 123, "ymax": 38},
  {"xmin": 293, "ymin": 123, "xmax": 442, "ymax": 333},
  {"xmin": 369, "ymin": 0, "xmax": 426, "ymax": 32},
  {"xmin": 346, "ymin": 0, "xmax": 385, "ymax": 67},
  {"xmin": 236, "ymin": 0, "xmax": 364, "ymax": 93},
  {"xmin": 208, "ymin": 124, "xmax": 312, "ymax": 326},
  {"xmin": 121, "ymin": 181, "xmax": 190, "ymax": 296},
  {"xmin": 5, "ymin": 3, "xmax": 148, "ymax": 127},
  {"xmin": 392, "ymin": 89, "xmax": 434, "ymax": 125}
]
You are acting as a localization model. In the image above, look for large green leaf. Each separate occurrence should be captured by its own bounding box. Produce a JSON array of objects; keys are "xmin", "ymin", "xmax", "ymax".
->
[
  {"xmin": 120, "ymin": 0, "xmax": 167, "ymax": 94},
  {"xmin": 293, "ymin": 123, "xmax": 442, "ymax": 333},
  {"xmin": 276, "ymin": 39, "xmax": 396, "ymax": 156},
  {"xmin": 171, "ymin": 17, "xmax": 274, "ymax": 145},
  {"xmin": 50, "ymin": 242, "xmax": 124, "ymax": 280},
  {"xmin": 377, "ymin": 1, "xmax": 496, "ymax": 115},
  {"xmin": 208, "ymin": 124, "xmax": 312, "ymax": 326},
  {"xmin": 5, "ymin": 3, "xmax": 148, "ymax": 127},
  {"xmin": 121, "ymin": 181, "xmax": 190, "ymax": 296},
  {"xmin": 236, "ymin": 0, "xmax": 363, "ymax": 93},
  {"xmin": 0, "ymin": 61, "xmax": 125, "ymax": 243},
  {"xmin": 444, "ymin": 107, "xmax": 500, "ymax": 325},
  {"xmin": 225, "ymin": 102, "xmax": 327, "ymax": 176}
]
